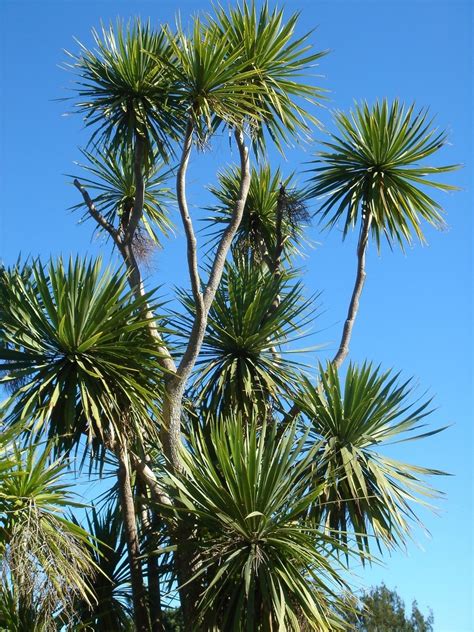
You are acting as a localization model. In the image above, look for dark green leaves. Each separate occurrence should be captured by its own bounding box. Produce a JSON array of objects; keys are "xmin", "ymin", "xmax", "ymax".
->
[
  {"xmin": 67, "ymin": 19, "xmax": 180, "ymax": 157},
  {"xmin": 164, "ymin": 416, "xmax": 349, "ymax": 631},
  {"xmin": 205, "ymin": 164, "xmax": 310, "ymax": 265},
  {"xmin": 210, "ymin": 2, "xmax": 327, "ymax": 151},
  {"xmin": 0, "ymin": 258, "xmax": 164, "ymax": 452},
  {"xmin": 310, "ymin": 99, "xmax": 459, "ymax": 249},
  {"xmin": 70, "ymin": 504, "xmax": 132, "ymax": 630},
  {"xmin": 67, "ymin": 5, "xmax": 326, "ymax": 153},
  {"xmin": 176, "ymin": 261, "xmax": 316, "ymax": 416}
]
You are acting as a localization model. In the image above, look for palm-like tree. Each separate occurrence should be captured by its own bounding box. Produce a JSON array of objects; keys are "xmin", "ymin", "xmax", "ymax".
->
[
  {"xmin": 310, "ymin": 99, "xmax": 458, "ymax": 367},
  {"xmin": 70, "ymin": 144, "xmax": 174, "ymax": 250},
  {"xmin": 0, "ymin": 442, "xmax": 95, "ymax": 630},
  {"xmin": 67, "ymin": 19, "xmax": 179, "ymax": 158},
  {"xmin": 0, "ymin": 257, "xmax": 162, "ymax": 451},
  {"xmin": 163, "ymin": 415, "xmax": 350, "ymax": 631},
  {"xmin": 1, "ymin": 6, "xmax": 456, "ymax": 629},
  {"xmin": 175, "ymin": 261, "xmax": 316, "ymax": 417},
  {"xmin": 205, "ymin": 165, "xmax": 310, "ymax": 267},
  {"xmin": 0, "ymin": 257, "xmax": 165, "ymax": 631},
  {"xmin": 295, "ymin": 362, "xmax": 445, "ymax": 557}
]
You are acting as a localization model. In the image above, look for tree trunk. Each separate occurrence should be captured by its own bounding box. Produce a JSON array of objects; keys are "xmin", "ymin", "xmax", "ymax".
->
[
  {"xmin": 137, "ymin": 477, "xmax": 165, "ymax": 632},
  {"xmin": 282, "ymin": 209, "xmax": 373, "ymax": 427},
  {"xmin": 117, "ymin": 442, "xmax": 150, "ymax": 632},
  {"xmin": 332, "ymin": 210, "xmax": 372, "ymax": 368}
]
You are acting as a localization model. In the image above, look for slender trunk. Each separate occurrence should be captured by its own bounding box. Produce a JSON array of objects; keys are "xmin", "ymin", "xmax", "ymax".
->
[
  {"xmin": 148, "ymin": 513, "xmax": 165, "ymax": 632},
  {"xmin": 282, "ymin": 209, "xmax": 373, "ymax": 426},
  {"xmin": 137, "ymin": 478, "xmax": 165, "ymax": 632},
  {"xmin": 332, "ymin": 210, "xmax": 372, "ymax": 368},
  {"xmin": 117, "ymin": 442, "xmax": 150, "ymax": 632}
]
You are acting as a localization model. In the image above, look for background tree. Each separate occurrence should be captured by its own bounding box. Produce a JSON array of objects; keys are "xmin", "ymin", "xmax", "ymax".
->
[{"xmin": 342, "ymin": 584, "xmax": 434, "ymax": 632}]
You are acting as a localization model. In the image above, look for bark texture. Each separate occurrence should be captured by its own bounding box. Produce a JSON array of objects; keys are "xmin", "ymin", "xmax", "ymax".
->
[{"xmin": 117, "ymin": 442, "xmax": 150, "ymax": 632}]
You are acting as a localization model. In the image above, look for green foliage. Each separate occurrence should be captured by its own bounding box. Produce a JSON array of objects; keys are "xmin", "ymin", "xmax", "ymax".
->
[
  {"xmin": 70, "ymin": 144, "xmax": 175, "ymax": 247},
  {"xmin": 69, "ymin": 4, "xmax": 326, "ymax": 153},
  {"xmin": 163, "ymin": 416, "xmax": 349, "ymax": 631},
  {"xmin": 0, "ymin": 258, "xmax": 164, "ymax": 453},
  {"xmin": 205, "ymin": 164, "xmax": 310, "ymax": 265},
  {"xmin": 67, "ymin": 19, "xmax": 180, "ymax": 157},
  {"xmin": 210, "ymin": 2, "xmax": 327, "ymax": 150},
  {"xmin": 0, "ymin": 443, "xmax": 95, "ymax": 629},
  {"xmin": 177, "ymin": 261, "xmax": 316, "ymax": 416},
  {"xmin": 310, "ymin": 99, "xmax": 459, "ymax": 249},
  {"xmin": 1, "ymin": 4, "xmax": 459, "ymax": 630},
  {"xmin": 295, "ymin": 362, "xmax": 445, "ymax": 556},
  {"xmin": 163, "ymin": 17, "xmax": 263, "ymax": 139},
  {"xmin": 69, "ymin": 504, "xmax": 132, "ymax": 630},
  {"xmin": 343, "ymin": 584, "xmax": 434, "ymax": 631}
]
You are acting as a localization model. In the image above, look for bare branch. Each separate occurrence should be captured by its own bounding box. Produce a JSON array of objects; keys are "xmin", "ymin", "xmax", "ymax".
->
[
  {"xmin": 130, "ymin": 452, "xmax": 173, "ymax": 508},
  {"xmin": 177, "ymin": 119, "xmax": 205, "ymax": 320},
  {"xmin": 332, "ymin": 210, "xmax": 372, "ymax": 368},
  {"xmin": 203, "ymin": 129, "xmax": 251, "ymax": 311},
  {"xmin": 162, "ymin": 128, "xmax": 251, "ymax": 472},
  {"xmin": 283, "ymin": 210, "xmax": 373, "ymax": 426},
  {"xmin": 177, "ymin": 128, "xmax": 251, "ymax": 380},
  {"xmin": 73, "ymin": 179, "xmax": 121, "ymax": 246}
]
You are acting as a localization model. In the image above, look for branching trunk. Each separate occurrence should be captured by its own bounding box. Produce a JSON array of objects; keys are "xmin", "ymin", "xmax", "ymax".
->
[
  {"xmin": 160, "ymin": 126, "xmax": 251, "ymax": 629},
  {"xmin": 162, "ymin": 127, "xmax": 251, "ymax": 473},
  {"xmin": 117, "ymin": 442, "xmax": 150, "ymax": 632}
]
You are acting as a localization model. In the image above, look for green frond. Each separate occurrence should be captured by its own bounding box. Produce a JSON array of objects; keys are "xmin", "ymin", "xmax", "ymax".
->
[
  {"xmin": 66, "ymin": 19, "xmax": 181, "ymax": 158},
  {"xmin": 69, "ymin": 504, "xmax": 132, "ymax": 630},
  {"xmin": 174, "ymin": 261, "xmax": 317, "ymax": 416},
  {"xmin": 209, "ymin": 1, "xmax": 328, "ymax": 152},
  {"xmin": 295, "ymin": 362, "xmax": 446, "ymax": 557},
  {"xmin": 0, "ymin": 443, "xmax": 97, "ymax": 628},
  {"xmin": 0, "ymin": 258, "xmax": 165, "ymax": 454},
  {"xmin": 310, "ymin": 99, "xmax": 459, "ymax": 249},
  {"xmin": 204, "ymin": 164, "xmax": 311, "ymax": 264},
  {"xmin": 69, "ymin": 143, "xmax": 175, "ymax": 247},
  {"xmin": 163, "ymin": 415, "xmax": 350, "ymax": 631}
]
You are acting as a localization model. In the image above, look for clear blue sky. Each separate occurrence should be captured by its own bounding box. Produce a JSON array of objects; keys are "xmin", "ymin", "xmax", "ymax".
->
[{"xmin": 0, "ymin": 1, "xmax": 472, "ymax": 630}]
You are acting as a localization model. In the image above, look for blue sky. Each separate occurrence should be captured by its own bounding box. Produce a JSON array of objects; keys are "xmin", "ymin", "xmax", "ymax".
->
[{"xmin": 0, "ymin": 1, "xmax": 472, "ymax": 629}]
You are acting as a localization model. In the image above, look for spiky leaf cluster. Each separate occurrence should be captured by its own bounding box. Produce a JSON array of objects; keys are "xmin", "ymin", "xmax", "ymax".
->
[
  {"xmin": 295, "ymin": 362, "xmax": 445, "ymax": 556},
  {"xmin": 164, "ymin": 416, "xmax": 350, "ymax": 631},
  {"xmin": 175, "ymin": 261, "xmax": 316, "ymax": 416},
  {"xmin": 0, "ymin": 258, "xmax": 164, "ymax": 453},
  {"xmin": 310, "ymin": 99, "xmax": 458, "ymax": 249}
]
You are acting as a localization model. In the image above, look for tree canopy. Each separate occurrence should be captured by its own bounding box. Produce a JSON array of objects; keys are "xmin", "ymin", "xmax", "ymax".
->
[{"xmin": 0, "ymin": 2, "xmax": 458, "ymax": 630}]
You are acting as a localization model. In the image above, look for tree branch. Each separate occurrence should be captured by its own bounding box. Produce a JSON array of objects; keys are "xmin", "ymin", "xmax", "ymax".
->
[
  {"xmin": 177, "ymin": 128, "xmax": 251, "ymax": 380},
  {"xmin": 73, "ymin": 177, "xmax": 176, "ymax": 374},
  {"xmin": 283, "ymin": 209, "xmax": 373, "ymax": 426},
  {"xmin": 161, "ymin": 127, "xmax": 251, "ymax": 473},
  {"xmin": 203, "ymin": 129, "xmax": 250, "ymax": 312},
  {"xmin": 332, "ymin": 210, "xmax": 372, "ymax": 368},
  {"xmin": 176, "ymin": 118, "xmax": 204, "ymax": 322},
  {"xmin": 130, "ymin": 452, "xmax": 173, "ymax": 508},
  {"xmin": 73, "ymin": 179, "xmax": 121, "ymax": 246}
]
